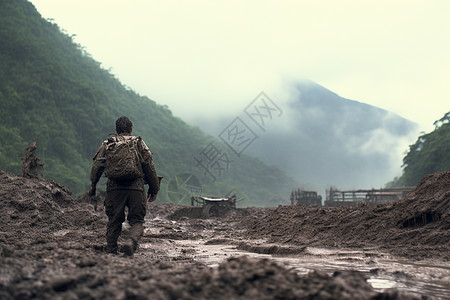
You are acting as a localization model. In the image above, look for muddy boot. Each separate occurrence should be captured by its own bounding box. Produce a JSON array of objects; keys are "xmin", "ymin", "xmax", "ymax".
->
[
  {"xmin": 106, "ymin": 243, "xmax": 118, "ymax": 255},
  {"xmin": 127, "ymin": 222, "xmax": 144, "ymax": 252},
  {"xmin": 122, "ymin": 239, "xmax": 137, "ymax": 257}
]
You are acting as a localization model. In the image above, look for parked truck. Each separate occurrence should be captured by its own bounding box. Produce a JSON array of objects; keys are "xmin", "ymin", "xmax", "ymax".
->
[
  {"xmin": 290, "ymin": 189, "xmax": 322, "ymax": 206},
  {"xmin": 191, "ymin": 194, "xmax": 238, "ymax": 218}
]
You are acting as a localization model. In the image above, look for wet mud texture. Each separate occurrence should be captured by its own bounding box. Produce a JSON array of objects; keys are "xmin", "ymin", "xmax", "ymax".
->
[
  {"xmin": 0, "ymin": 170, "xmax": 447, "ymax": 299},
  {"xmin": 239, "ymin": 172, "xmax": 450, "ymax": 260}
]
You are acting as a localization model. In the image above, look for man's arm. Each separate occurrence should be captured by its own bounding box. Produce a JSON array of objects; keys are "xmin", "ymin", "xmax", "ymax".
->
[
  {"xmin": 138, "ymin": 139, "xmax": 160, "ymax": 198},
  {"xmin": 89, "ymin": 143, "xmax": 106, "ymax": 196}
]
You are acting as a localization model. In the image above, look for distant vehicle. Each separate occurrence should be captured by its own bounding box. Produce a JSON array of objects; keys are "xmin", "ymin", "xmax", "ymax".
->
[
  {"xmin": 191, "ymin": 195, "xmax": 239, "ymax": 218},
  {"xmin": 290, "ymin": 190, "xmax": 322, "ymax": 206}
]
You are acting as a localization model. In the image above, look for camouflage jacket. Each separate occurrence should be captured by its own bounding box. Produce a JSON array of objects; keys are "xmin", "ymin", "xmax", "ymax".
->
[{"xmin": 90, "ymin": 133, "xmax": 160, "ymax": 194}]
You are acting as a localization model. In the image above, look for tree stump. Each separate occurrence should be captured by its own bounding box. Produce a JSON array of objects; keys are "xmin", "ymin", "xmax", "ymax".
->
[{"xmin": 21, "ymin": 142, "xmax": 44, "ymax": 179}]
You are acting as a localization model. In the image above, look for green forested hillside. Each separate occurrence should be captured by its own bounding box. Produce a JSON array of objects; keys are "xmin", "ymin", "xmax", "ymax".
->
[
  {"xmin": 0, "ymin": 0, "xmax": 296, "ymax": 206},
  {"xmin": 389, "ymin": 112, "xmax": 450, "ymax": 187}
]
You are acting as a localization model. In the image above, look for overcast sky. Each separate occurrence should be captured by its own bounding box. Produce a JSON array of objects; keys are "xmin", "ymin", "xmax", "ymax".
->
[{"xmin": 30, "ymin": 0, "xmax": 450, "ymax": 132}]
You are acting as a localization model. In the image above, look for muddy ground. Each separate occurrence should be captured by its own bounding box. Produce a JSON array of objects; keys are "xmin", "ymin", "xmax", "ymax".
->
[{"xmin": 0, "ymin": 170, "xmax": 449, "ymax": 299}]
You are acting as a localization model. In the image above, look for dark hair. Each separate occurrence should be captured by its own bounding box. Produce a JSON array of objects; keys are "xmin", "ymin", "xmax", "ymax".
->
[{"xmin": 115, "ymin": 116, "xmax": 133, "ymax": 134}]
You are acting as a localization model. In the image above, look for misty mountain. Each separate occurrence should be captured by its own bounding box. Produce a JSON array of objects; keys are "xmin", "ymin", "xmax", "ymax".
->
[
  {"xmin": 0, "ymin": 0, "xmax": 296, "ymax": 206},
  {"xmin": 195, "ymin": 81, "xmax": 418, "ymax": 194},
  {"xmin": 258, "ymin": 81, "xmax": 418, "ymax": 189}
]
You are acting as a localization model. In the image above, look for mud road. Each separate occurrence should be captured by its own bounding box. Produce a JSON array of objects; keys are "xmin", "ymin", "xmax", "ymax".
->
[{"xmin": 0, "ymin": 170, "xmax": 449, "ymax": 299}]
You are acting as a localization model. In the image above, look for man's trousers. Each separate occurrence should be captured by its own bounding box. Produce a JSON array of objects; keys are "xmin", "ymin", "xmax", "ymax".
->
[{"xmin": 104, "ymin": 189, "xmax": 146, "ymax": 253}]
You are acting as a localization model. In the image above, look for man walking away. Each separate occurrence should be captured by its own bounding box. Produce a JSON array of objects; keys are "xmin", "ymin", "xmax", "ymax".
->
[{"xmin": 89, "ymin": 116, "xmax": 160, "ymax": 256}]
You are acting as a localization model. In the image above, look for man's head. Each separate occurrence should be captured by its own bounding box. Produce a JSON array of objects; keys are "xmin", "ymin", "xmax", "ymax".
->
[{"xmin": 116, "ymin": 116, "xmax": 133, "ymax": 134}]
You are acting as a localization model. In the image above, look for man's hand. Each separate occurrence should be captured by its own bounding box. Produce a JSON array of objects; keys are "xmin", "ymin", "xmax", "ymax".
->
[
  {"xmin": 148, "ymin": 193, "xmax": 157, "ymax": 202},
  {"xmin": 88, "ymin": 185, "xmax": 96, "ymax": 197}
]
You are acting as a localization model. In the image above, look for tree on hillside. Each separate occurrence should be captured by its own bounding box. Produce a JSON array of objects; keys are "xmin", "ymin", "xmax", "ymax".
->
[{"xmin": 389, "ymin": 112, "xmax": 450, "ymax": 186}]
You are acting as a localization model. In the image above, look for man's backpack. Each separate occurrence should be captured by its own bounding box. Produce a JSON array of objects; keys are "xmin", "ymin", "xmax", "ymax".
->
[{"xmin": 104, "ymin": 135, "xmax": 144, "ymax": 180}]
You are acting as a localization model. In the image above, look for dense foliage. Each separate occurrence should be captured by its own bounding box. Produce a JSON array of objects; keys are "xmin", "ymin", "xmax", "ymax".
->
[
  {"xmin": 0, "ymin": 0, "xmax": 296, "ymax": 206},
  {"xmin": 388, "ymin": 112, "xmax": 450, "ymax": 187}
]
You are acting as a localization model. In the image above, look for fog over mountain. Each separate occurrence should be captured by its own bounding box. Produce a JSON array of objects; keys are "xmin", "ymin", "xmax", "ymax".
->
[{"xmin": 194, "ymin": 80, "xmax": 419, "ymax": 194}]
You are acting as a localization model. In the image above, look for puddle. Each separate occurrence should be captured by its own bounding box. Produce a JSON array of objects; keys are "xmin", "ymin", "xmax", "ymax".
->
[
  {"xmin": 151, "ymin": 240, "xmax": 450, "ymax": 299},
  {"xmin": 52, "ymin": 229, "xmax": 71, "ymax": 237},
  {"xmin": 368, "ymin": 278, "xmax": 399, "ymax": 289}
]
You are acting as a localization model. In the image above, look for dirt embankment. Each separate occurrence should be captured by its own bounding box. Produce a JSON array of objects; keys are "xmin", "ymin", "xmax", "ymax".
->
[
  {"xmin": 0, "ymin": 170, "xmax": 442, "ymax": 299},
  {"xmin": 239, "ymin": 172, "xmax": 450, "ymax": 259}
]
